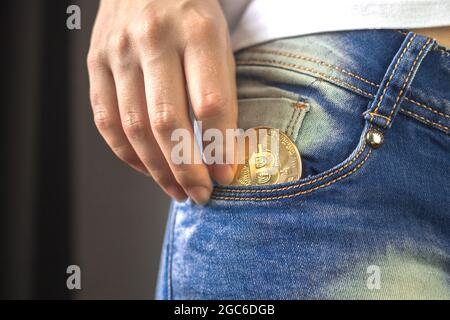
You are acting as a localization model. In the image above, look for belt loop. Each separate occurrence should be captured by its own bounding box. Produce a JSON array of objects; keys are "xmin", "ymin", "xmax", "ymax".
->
[{"xmin": 364, "ymin": 32, "xmax": 435, "ymax": 130}]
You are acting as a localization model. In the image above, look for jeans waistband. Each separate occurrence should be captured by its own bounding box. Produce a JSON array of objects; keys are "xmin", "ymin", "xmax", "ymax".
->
[{"xmin": 235, "ymin": 30, "xmax": 450, "ymax": 135}]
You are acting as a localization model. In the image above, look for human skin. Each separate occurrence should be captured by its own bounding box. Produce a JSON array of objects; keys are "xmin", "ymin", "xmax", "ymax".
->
[
  {"xmin": 412, "ymin": 26, "xmax": 450, "ymax": 48},
  {"xmin": 87, "ymin": 0, "xmax": 450, "ymax": 206},
  {"xmin": 87, "ymin": 0, "xmax": 237, "ymax": 205}
]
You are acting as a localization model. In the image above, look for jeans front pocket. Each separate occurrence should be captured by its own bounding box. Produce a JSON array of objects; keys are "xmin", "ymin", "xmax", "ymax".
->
[
  {"xmin": 162, "ymin": 31, "xmax": 450, "ymax": 300},
  {"xmin": 237, "ymin": 97, "xmax": 310, "ymax": 148},
  {"xmin": 210, "ymin": 62, "xmax": 375, "ymax": 203}
]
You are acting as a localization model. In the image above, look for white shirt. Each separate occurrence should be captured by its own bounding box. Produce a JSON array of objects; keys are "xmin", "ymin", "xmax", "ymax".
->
[{"xmin": 219, "ymin": 0, "xmax": 450, "ymax": 51}]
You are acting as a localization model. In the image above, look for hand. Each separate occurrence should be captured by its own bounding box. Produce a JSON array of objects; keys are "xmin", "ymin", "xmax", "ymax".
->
[{"xmin": 87, "ymin": 0, "xmax": 237, "ymax": 204}]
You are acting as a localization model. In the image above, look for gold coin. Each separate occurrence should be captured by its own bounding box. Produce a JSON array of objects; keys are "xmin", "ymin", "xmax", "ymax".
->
[{"xmin": 230, "ymin": 127, "xmax": 302, "ymax": 186}]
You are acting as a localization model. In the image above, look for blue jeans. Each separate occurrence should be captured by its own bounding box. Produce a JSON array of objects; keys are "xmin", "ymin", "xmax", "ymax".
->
[{"xmin": 156, "ymin": 30, "xmax": 450, "ymax": 299}]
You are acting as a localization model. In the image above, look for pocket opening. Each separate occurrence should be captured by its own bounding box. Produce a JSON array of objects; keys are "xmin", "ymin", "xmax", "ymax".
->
[{"xmin": 211, "ymin": 123, "xmax": 374, "ymax": 202}]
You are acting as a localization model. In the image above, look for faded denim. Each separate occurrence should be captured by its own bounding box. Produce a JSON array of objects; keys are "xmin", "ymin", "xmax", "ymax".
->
[{"xmin": 156, "ymin": 30, "xmax": 450, "ymax": 300}]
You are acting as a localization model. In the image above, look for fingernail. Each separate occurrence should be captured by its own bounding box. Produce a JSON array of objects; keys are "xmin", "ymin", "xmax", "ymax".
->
[
  {"xmin": 187, "ymin": 186, "xmax": 211, "ymax": 205},
  {"xmin": 212, "ymin": 164, "xmax": 235, "ymax": 185}
]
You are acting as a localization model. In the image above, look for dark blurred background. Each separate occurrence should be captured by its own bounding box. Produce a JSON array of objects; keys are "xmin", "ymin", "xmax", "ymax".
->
[{"xmin": 1, "ymin": 0, "xmax": 171, "ymax": 299}]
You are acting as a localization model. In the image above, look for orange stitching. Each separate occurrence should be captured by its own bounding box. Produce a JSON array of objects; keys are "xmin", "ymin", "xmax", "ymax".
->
[
  {"xmin": 292, "ymin": 101, "xmax": 309, "ymax": 109},
  {"xmin": 287, "ymin": 102, "xmax": 309, "ymax": 136},
  {"xmin": 214, "ymin": 142, "xmax": 368, "ymax": 194},
  {"xmin": 404, "ymin": 97, "xmax": 450, "ymax": 119},
  {"xmin": 385, "ymin": 39, "xmax": 432, "ymax": 127},
  {"xmin": 367, "ymin": 112, "xmax": 392, "ymax": 122},
  {"xmin": 236, "ymin": 59, "xmax": 374, "ymax": 98},
  {"xmin": 400, "ymin": 108, "xmax": 450, "ymax": 132},
  {"xmin": 285, "ymin": 107, "xmax": 298, "ymax": 137},
  {"xmin": 286, "ymin": 102, "xmax": 309, "ymax": 136},
  {"xmin": 249, "ymin": 48, "xmax": 380, "ymax": 88},
  {"xmin": 400, "ymin": 30, "xmax": 450, "ymax": 56},
  {"xmin": 289, "ymin": 109, "xmax": 303, "ymax": 137},
  {"xmin": 236, "ymin": 59, "xmax": 448, "ymax": 134},
  {"xmin": 242, "ymin": 49, "xmax": 450, "ymax": 121},
  {"xmin": 372, "ymin": 34, "xmax": 416, "ymax": 116},
  {"xmin": 211, "ymin": 149, "xmax": 373, "ymax": 201}
]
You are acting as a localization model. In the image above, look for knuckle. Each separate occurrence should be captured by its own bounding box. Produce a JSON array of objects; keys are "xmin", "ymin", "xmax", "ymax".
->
[
  {"xmin": 186, "ymin": 15, "xmax": 223, "ymax": 41},
  {"xmin": 89, "ymin": 89, "xmax": 102, "ymax": 107},
  {"xmin": 122, "ymin": 111, "xmax": 148, "ymax": 140},
  {"xmin": 136, "ymin": 19, "xmax": 159, "ymax": 39},
  {"xmin": 195, "ymin": 92, "xmax": 228, "ymax": 119},
  {"xmin": 86, "ymin": 50, "xmax": 106, "ymax": 70},
  {"xmin": 109, "ymin": 31, "xmax": 131, "ymax": 57},
  {"xmin": 187, "ymin": 15, "xmax": 216, "ymax": 34},
  {"xmin": 93, "ymin": 108, "xmax": 117, "ymax": 132},
  {"xmin": 150, "ymin": 104, "xmax": 177, "ymax": 133},
  {"xmin": 134, "ymin": 14, "xmax": 167, "ymax": 46}
]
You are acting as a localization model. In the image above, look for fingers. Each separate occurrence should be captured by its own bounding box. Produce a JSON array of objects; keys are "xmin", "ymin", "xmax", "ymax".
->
[
  {"xmin": 112, "ymin": 63, "xmax": 188, "ymax": 202},
  {"xmin": 184, "ymin": 26, "xmax": 238, "ymax": 185},
  {"xmin": 142, "ymin": 50, "xmax": 213, "ymax": 204},
  {"xmin": 87, "ymin": 53, "xmax": 148, "ymax": 176},
  {"xmin": 88, "ymin": 1, "xmax": 234, "ymax": 205}
]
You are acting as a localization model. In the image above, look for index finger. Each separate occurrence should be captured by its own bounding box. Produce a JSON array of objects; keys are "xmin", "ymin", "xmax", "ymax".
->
[
  {"xmin": 184, "ymin": 29, "xmax": 238, "ymax": 185},
  {"xmin": 142, "ymin": 50, "xmax": 213, "ymax": 205}
]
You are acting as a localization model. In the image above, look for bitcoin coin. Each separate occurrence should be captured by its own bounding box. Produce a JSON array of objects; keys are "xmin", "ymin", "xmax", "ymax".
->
[{"xmin": 230, "ymin": 127, "xmax": 302, "ymax": 186}]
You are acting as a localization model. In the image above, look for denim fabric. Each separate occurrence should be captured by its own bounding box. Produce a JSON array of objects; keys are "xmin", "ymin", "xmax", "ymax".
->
[{"xmin": 156, "ymin": 30, "xmax": 450, "ymax": 300}]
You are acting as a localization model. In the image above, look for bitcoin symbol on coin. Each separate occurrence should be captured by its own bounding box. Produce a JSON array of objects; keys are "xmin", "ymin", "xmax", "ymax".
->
[{"xmin": 230, "ymin": 127, "xmax": 302, "ymax": 186}]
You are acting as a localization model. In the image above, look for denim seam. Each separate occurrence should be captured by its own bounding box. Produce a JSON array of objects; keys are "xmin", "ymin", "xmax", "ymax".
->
[
  {"xmin": 237, "ymin": 60, "xmax": 450, "ymax": 127},
  {"xmin": 211, "ymin": 147, "xmax": 372, "ymax": 201},
  {"xmin": 366, "ymin": 112, "xmax": 390, "ymax": 125},
  {"xmin": 285, "ymin": 107, "xmax": 298, "ymax": 137},
  {"xmin": 214, "ymin": 139, "xmax": 368, "ymax": 194},
  {"xmin": 372, "ymin": 34, "xmax": 416, "ymax": 117},
  {"xmin": 236, "ymin": 59, "xmax": 374, "ymax": 98},
  {"xmin": 398, "ymin": 29, "xmax": 450, "ymax": 56},
  {"xmin": 384, "ymin": 38, "xmax": 432, "ymax": 128},
  {"xmin": 399, "ymin": 108, "xmax": 450, "ymax": 133},
  {"xmin": 285, "ymin": 103, "xmax": 304, "ymax": 135},
  {"xmin": 366, "ymin": 112, "xmax": 391, "ymax": 122},
  {"xmin": 292, "ymin": 101, "xmax": 309, "ymax": 109},
  {"xmin": 239, "ymin": 52, "xmax": 449, "ymax": 119},
  {"xmin": 249, "ymin": 48, "xmax": 380, "ymax": 87},
  {"xmin": 404, "ymin": 97, "xmax": 450, "ymax": 119},
  {"xmin": 289, "ymin": 108, "xmax": 303, "ymax": 136},
  {"xmin": 287, "ymin": 102, "xmax": 309, "ymax": 137}
]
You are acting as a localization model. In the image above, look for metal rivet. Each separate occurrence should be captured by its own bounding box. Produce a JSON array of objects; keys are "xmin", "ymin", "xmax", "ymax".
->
[{"xmin": 365, "ymin": 129, "xmax": 384, "ymax": 148}]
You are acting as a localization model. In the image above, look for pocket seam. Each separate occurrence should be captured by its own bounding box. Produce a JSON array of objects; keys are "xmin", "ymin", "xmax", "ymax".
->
[
  {"xmin": 215, "ymin": 134, "xmax": 368, "ymax": 194},
  {"xmin": 212, "ymin": 120, "xmax": 374, "ymax": 202},
  {"xmin": 399, "ymin": 108, "xmax": 450, "ymax": 133},
  {"xmin": 237, "ymin": 97, "xmax": 310, "ymax": 141},
  {"xmin": 286, "ymin": 102, "xmax": 309, "ymax": 137},
  {"xmin": 211, "ymin": 146, "xmax": 372, "ymax": 201},
  {"xmin": 285, "ymin": 106, "xmax": 297, "ymax": 136},
  {"xmin": 237, "ymin": 60, "xmax": 448, "ymax": 135}
]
